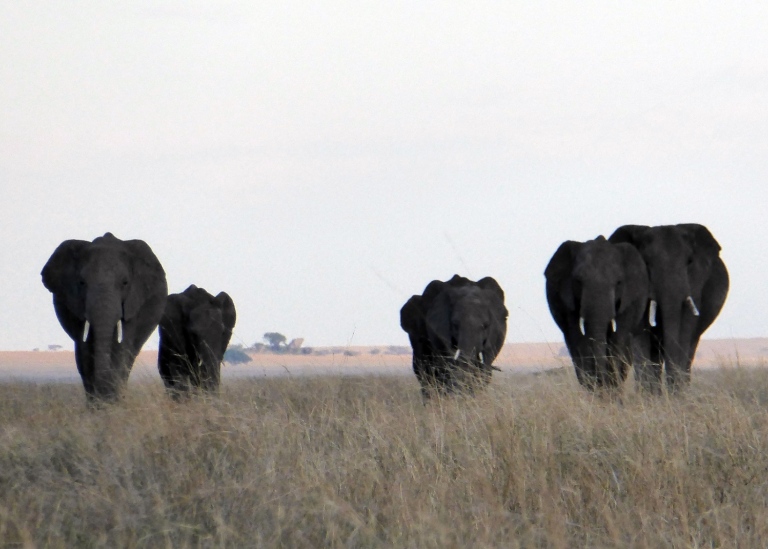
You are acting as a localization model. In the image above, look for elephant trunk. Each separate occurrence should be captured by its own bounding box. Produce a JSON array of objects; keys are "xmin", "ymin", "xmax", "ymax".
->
[
  {"xmin": 579, "ymin": 286, "xmax": 620, "ymax": 387},
  {"xmin": 456, "ymin": 330, "xmax": 485, "ymax": 366},
  {"xmin": 657, "ymin": 290, "xmax": 693, "ymax": 390},
  {"xmin": 85, "ymin": 287, "xmax": 127, "ymax": 400}
]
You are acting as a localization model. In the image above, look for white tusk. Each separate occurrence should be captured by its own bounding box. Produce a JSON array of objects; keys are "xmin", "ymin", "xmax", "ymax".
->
[
  {"xmin": 82, "ymin": 320, "xmax": 90, "ymax": 342},
  {"xmin": 686, "ymin": 296, "xmax": 700, "ymax": 316},
  {"xmin": 116, "ymin": 320, "xmax": 123, "ymax": 343},
  {"xmin": 611, "ymin": 319, "xmax": 617, "ymax": 333},
  {"xmin": 579, "ymin": 317, "xmax": 586, "ymax": 336},
  {"xmin": 453, "ymin": 349, "xmax": 461, "ymax": 360},
  {"xmin": 649, "ymin": 300, "xmax": 657, "ymax": 327},
  {"xmin": 479, "ymin": 352, "xmax": 484, "ymax": 364},
  {"xmin": 198, "ymin": 357, "xmax": 203, "ymax": 367}
]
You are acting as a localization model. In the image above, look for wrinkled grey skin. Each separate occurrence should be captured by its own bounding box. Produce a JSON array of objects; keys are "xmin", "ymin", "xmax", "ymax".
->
[
  {"xmin": 41, "ymin": 233, "xmax": 168, "ymax": 403},
  {"xmin": 609, "ymin": 224, "xmax": 729, "ymax": 392},
  {"xmin": 400, "ymin": 275, "xmax": 508, "ymax": 397},
  {"xmin": 158, "ymin": 285, "xmax": 236, "ymax": 398},
  {"xmin": 545, "ymin": 236, "xmax": 650, "ymax": 390}
]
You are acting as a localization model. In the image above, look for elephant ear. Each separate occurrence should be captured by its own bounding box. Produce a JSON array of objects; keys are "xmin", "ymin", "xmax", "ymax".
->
[
  {"xmin": 123, "ymin": 239, "xmax": 168, "ymax": 323},
  {"xmin": 477, "ymin": 276, "xmax": 508, "ymax": 321},
  {"xmin": 608, "ymin": 225, "xmax": 650, "ymax": 248},
  {"xmin": 544, "ymin": 240, "xmax": 581, "ymax": 312},
  {"xmin": 41, "ymin": 239, "xmax": 88, "ymax": 295},
  {"xmin": 214, "ymin": 292, "xmax": 237, "ymax": 356},
  {"xmin": 615, "ymin": 242, "xmax": 649, "ymax": 316},
  {"xmin": 678, "ymin": 224, "xmax": 722, "ymax": 294},
  {"xmin": 400, "ymin": 295, "xmax": 426, "ymax": 337},
  {"xmin": 41, "ymin": 239, "xmax": 90, "ymax": 317},
  {"xmin": 677, "ymin": 224, "xmax": 721, "ymax": 258}
]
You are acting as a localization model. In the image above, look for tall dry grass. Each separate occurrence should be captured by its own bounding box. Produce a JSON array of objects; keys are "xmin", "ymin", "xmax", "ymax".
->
[{"xmin": 0, "ymin": 366, "xmax": 767, "ymax": 547}]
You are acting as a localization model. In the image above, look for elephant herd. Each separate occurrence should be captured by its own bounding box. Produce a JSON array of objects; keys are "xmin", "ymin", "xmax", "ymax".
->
[
  {"xmin": 401, "ymin": 222, "xmax": 728, "ymax": 397},
  {"xmin": 41, "ymin": 233, "xmax": 236, "ymax": 402},
  {"xmin": 41, "ymin": 224, "xmax": 729, "ymax": 403}
]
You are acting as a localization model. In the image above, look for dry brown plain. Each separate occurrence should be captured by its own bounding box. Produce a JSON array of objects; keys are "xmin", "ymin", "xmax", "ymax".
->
[{"xmin": 1, "ymin": 338, "xmax": 766, "ymax": 383}]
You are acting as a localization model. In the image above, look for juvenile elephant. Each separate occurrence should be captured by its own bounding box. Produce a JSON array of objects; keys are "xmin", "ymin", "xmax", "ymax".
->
[
  {"xmin": 400, "ymin": 274, "xmax": 508, "ymax": 397},
  {"xmin": 158, "ymin": 285, "xmax": 236, "ymax": 397},
  {"xmin": 545, "ymin": 236, "xmax": 650, "ymax": 390},
  {"xmin": 609, "ymin": 224, "xmax": 729, "ymax": 391},
  {"xmin": 41, "ymin": 233, "xmax": 168, "ymax": 402}
]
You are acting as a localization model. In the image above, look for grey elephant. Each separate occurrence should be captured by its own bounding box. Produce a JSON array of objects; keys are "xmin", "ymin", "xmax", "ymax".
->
[
  {"xmin": 545, "ymin": 236, "xmax": 650, "ymax": 390},
  {"xmin": 157, "ymin": 284, "xmax": 236, "ymax": 397},
  {"xmin": 41, "ymin": 233, "xmax": 168, "ymax": 402},
  {"xmin": 608, "ymin": 224, "xmax": 729, "ymax": 391},
  {"xmin": 400, "ymin": 274, "xmax": 508, "ymax": 397}
]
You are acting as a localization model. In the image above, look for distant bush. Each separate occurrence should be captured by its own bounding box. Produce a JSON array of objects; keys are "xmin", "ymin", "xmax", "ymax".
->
[
  {"xmin": 223, "ymin": 345, "xmax": 252, "ymax": 365},
  {"xmin": 385, "ymin": 346, "xmax": 411, "ymax": 356},
  {"xmin": 369, "ymin": 348, "xmax": 381, "ymax": 355}
]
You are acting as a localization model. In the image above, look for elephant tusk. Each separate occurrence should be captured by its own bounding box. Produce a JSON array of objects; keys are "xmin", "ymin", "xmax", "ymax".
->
[
  {"xmin": 611, "ymin": 319, "xmax": 617, "ymax": 333},
  {"xmin": 579, "ymin": 317, "xmax": 586, "ymax": 336},
  {"xmin": 82, "ymin": 320, "xmax": 90, "ymax": 342},
  {"xmin": 686, "ymin": 296, "xmax": 700, "ymax": 317},
  {"xmin": 649, "ymin": 300, "xmax": 657, "ymax": 327},
  {"xmin": 453, "ymin": 349, "xmax": 461, "ymax": 360},
  {"xmin": 116, "ymin": 320, "xmax": 123, "ymax": 344},
  {"xmin": 198, "ymin": 357, "xmax": 203, "ymax": 367},
  {"xmin": 478, "ymin": 352, "xmax": 484, "ymax": 364}
]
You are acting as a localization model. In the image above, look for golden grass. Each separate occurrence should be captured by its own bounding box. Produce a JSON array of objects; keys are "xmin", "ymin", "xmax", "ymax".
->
[{"xmin": 0, "ymin": 367, "xmax": 767, "ymax": 547}]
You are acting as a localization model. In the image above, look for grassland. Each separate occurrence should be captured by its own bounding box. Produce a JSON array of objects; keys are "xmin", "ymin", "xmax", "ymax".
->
[{"xmin": 0, "ymin": 365, "xmax": 767, "ymax": 547}]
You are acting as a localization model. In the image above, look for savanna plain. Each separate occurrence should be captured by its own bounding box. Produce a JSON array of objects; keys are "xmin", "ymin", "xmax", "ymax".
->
[{"xmin": 1, "ymin": 343, "xmax": 768, "ymax": 547}]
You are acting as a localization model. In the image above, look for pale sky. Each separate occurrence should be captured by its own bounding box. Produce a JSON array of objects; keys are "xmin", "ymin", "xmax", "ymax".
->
[{"xmin": 2, "ymin": 2, "xmax": 767, "ymax": 351}]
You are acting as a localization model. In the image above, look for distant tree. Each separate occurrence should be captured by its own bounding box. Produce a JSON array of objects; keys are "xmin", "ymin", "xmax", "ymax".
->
[
  {"xmin": 48, "ymin": 344, "xmax": 63, "ymax": 352},
  {"xmin": 369, "ymin": 348, "xmax": 381, "ymax": 355},
  {"xmin": 263, "ymin": 332, "xmax": 287, "ymax": 352},
  {"xmin": 223, "ymin": 345, "xmax": 252, "ymax": 364}
]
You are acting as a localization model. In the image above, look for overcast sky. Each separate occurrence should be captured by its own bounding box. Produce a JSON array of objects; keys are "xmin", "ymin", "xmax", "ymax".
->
[{"xmin": 2, "ymin": 2, "xmax": 767, "ymax": 351}]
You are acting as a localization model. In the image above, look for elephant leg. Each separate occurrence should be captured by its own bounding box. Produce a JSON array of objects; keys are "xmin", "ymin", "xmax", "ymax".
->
[
  {"xmin": 665, "ymin": 362, "xmax": 689, "ymax": 393},
  {"xmin": 74, "ymin": 345, "xmax": 96, "ymax": 398},
  {"xmin": 633, "ymin": 333, "xmax": 662, "ymax": 394}
]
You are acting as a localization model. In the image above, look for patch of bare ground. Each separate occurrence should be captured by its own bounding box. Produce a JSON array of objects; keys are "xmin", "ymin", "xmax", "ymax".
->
[
  {"xmin": 0, "ymin": 363, "xmax": 767, "ymax": 546},
  {"xmin": 3, "ymin": 338, "xmax": 765, "ymax": 382}
]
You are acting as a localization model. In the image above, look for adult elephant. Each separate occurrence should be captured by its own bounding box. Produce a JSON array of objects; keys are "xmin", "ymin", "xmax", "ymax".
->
[
  {"xmin": 158, "ymin": 285, "xmax": 236, "ymax": 397},
  {"xmin": 545, "ymin": 236, "xmax": 650, "ymax": 390},
  {"xmin": 400, "ymin": 274, "xmax": 508, "ymax": 397},
  {"xmin": 41, "ymin": 233, "xmax": 168, "ymax": 402},
  {"xmin": 608, "ymin": 224, "xmax": 729, "ymax": 391}
]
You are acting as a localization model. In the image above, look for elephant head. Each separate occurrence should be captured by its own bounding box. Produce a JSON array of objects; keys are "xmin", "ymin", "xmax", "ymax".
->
[
  {"xmin": 545, "ymin": 236, "xmax": 649, "ymax": 389},
  {"xmin": 401, "ymin": 275, "xmax": 508, "ymax": 396},
  {"xmin": 608, "ymin": 224, "xmax": 729, "ymax": 390},
  {"xmin": 158, "ymin": 284, "xmax": 236, "ymax": 396},
  {"xmin": 41, "ymin": 233, "xmax": 168, "ymax": 402}
]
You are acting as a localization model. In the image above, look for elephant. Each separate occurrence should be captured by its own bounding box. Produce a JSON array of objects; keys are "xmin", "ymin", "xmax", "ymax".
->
[
  {"xmin": 157, "ymin": 284, "xmax": 236, "ymax": 397},
  {"xmin": 400, "ymin": 274, "xmax": 508, "ymax": 397},
  {"xmin": 608, "ymin": 224, "xmax": 729, "ymax": 391},
  {"xmin": 545, "ymin": 236, "xmax": 650, "ymax": 390},
  {"xmin": 41, "ymin": 232, "xmax": 168, "ymax": 402}
]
